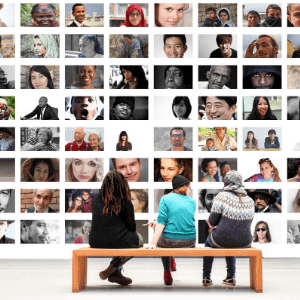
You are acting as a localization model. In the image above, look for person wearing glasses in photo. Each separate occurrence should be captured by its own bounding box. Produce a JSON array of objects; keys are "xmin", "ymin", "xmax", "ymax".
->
[
  {"xmin": 166, "ymin": 128, "xmax": 191, "ymax": 151},
  {"xmin": 253, "ymin": 221, "xmax": 272, "ymax": 244}
]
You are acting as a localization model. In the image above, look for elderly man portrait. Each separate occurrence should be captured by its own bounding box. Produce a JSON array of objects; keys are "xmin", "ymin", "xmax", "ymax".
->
[
  {"xmin": 209, "ymin": 34, "xmax": 237, "ymax": 58},
  {"xmin": 0, "ymin": 128, "xmax": 14, "ymax": 151},
  {"xmin": 198, "ymin": 65, "xmax": 234, "ymax": 89},
  {"xmin": 245, "ymin": 34, "xmax": 279, "ymax": 58},
  {"xmin": 167, "ymin": 127, "xmax": 192, "ymax": 151},
  {"xmin": 0, "ymin": 220, "xmax": 14, "ymax": 243},
  {"xmin": 243, "ymin": 65, "xmax": 281, "ymax": 89},
  {"xmin": 110, "ymin": 96, "xmax": 137, "ymax": 120},
  {"xmin": 67, "ymin": 3, "xmax": 89, "ymax": 27},
  {"xmin": 209, "ymin": 127, "xmax": 237, "ymax": 151},
  {"xmin": 21, "ymin": 96, "xmax": 59, "ymax": 120},
  {"xmin": 65, "ymin": 127, "xmax": 89, "ymax": 151},
  {"xmin": 248, "ymin": 189, "xmax": 280, "ymax": 213},
  {"xmin": 69, "ymin": 96, "xmax": 102, "ymax": 120},
  {"xmin": 25, "ymin": 189, "xmax": 57, "ymax": 213},
  {"xmin": 20, "ymin": 220, "xmax": 51, "ymax": 244},
  {"xmin": 117, "ymin": 34, "xmax": 144, "ymax": 58},
  {"xmin": 200, "ymin": 96, "xmax": 237, "ymax": 120}
]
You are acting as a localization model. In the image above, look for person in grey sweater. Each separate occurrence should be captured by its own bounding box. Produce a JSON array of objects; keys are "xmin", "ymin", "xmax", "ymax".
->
[{"xmin": 202, "ymin": 171, "xmax": 255, "ymax": 287}]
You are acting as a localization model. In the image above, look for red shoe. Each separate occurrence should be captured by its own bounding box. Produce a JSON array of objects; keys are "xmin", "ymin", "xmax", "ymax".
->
[
  {"xmin": 170, "ymin": 257, "xmax": 177, "ymax": 272},
  {"xmin": 164, "ymin": 270, "xmax": 173, "ymax": 285}
]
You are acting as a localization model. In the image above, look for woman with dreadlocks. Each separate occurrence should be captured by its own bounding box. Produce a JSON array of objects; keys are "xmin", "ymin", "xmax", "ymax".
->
[{"xmin": 89, "ymin": 170, "xmax": 142, "ymax": 286}]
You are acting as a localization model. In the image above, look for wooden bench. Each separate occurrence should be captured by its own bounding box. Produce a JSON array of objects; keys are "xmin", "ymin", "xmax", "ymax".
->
[{"xmin": 72, "ymin": 247, "xmax": 262, "ymax": 293}]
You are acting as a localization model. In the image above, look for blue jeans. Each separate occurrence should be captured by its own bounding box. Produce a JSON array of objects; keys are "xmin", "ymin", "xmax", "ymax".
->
[{"xmin": 202, "ymin": 237, "xmax": 236, "ymax": 278}]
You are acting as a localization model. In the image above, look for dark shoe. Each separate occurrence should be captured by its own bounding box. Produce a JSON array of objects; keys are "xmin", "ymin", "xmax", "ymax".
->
[
  {"xmin": 164, "ymin": 270, "xmax": 173, "ymax": 285},
  {"xmin": 202, "ymin": 278, "xmax": 213, "ymax": 287},
  {"xmin": 99, "ymin": 265, "xmax": 116, "ymax": 280},
  {"xmin": 108, "ymin": 269, "xmax": 132, "ymax": 286},
  {"xmin": 222, "ymin": 276, "xmax": 236, "ymax": 286},
  {"xmin": 170, "ymin": 257, "xmax": 177, "ymax": 272}
]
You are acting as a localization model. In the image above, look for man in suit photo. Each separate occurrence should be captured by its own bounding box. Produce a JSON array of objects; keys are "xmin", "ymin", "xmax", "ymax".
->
[
  {"xmin": 67, "ymin": 3, "xmax": 89, "ymax": 27},
  {"xmin": 21, "ymin": 96, "xmax": 59, "ymax": 120},
  {"xmin": 25, "ymin": 189, "xmax": 57, "ymax": 213}
]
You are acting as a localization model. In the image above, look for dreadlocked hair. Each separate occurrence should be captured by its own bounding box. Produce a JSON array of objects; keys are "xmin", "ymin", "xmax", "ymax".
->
[{"xmin": 102, "ymin": 170, "xmax": 131, "ymax": 216}]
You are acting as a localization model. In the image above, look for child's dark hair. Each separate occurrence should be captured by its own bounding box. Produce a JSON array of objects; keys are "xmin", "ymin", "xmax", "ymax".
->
[
  {"xmin": 123, "ymin": 34, "xmax": 133, "ymax": 39},
  {"xmin": 218, "ymin": 9, "xmax": 230, "ymax": 20},
  {"xmin": 268, "ymin": 129, "xmax": 276, "ymax": 135},
  {"xmin": 163, "ymin": 35, "xmax": 186, "ymax": 47},
  {"xmin": 266, "ymin": 4, "xmax": 281, "ymax": 15},
  {"xmin": 247, "ymin": 10, "xmax": 260, "ymax": 19},
  {"xmin": 206, "ymin": 138, "xmax": 214, "ymax": 143},
  {"xmin": 205, "ymin": 7, "xmax": 216, "ymax": 14}
]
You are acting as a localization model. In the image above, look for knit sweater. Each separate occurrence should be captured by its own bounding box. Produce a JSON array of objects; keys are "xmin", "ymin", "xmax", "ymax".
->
[
  {"xmin": 157, "ymin": 193, "xmax": 196, "ymax": 239},
  {"xmin": 208, "ymin": 191, "xmax": 254, "ymax": 248}
]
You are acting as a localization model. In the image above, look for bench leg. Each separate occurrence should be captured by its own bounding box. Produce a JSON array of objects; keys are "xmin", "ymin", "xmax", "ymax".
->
[
  {"xmin": 249, "ymin": 254, "xmax": 263, "ymax": 293},
  {"xmin": 72, "ymin": 253, "xmax": 88, "ymax": 293}
]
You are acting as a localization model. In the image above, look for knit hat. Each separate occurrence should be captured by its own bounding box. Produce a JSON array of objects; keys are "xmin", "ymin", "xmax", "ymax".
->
[
  {"xmin": 258, "ymin": 34, "xmax": 279, "ymax": 46},
  {"xmin": 223, "ymin": 170, "xmax": 247, "ymax": 195},
  {"xmin": 172, "ymin": 175, "xmax": 190, "ymax": 190},
  {"xmin": 248, "ymin": 189, "xmax": 277, "ymax": 204},
  {"xmin": 113, "ymin": 97, "xmax": 135, "ymax": 111},
  {"xmin": 243, "ymin": 65, "xmax": 281, "ymax": 78}
]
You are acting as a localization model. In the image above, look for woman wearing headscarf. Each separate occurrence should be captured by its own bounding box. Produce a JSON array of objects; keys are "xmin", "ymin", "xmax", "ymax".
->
[
  {"xmin": 202, "ymin": 171, "xmax": 254, "ymax": 287},
  {"xmin": 78, "ymin": 35, "xmax": 104, "ymax": 58},
  {"xmin": 120, "ymin": 4, "xmax": 146, "ymax": 27}
]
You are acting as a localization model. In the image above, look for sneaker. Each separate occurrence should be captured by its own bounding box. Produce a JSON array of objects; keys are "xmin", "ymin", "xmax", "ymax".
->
[
  {"xmin": 99, "ymin": 265, "xmax": 116, "ymax": 280},
  {"xmin": 108, "ymin": 269, "xmax": 132, "ymax": 286},
  {"xmin": 164, "ymin": 270, "xmax": 173, "ymax": 285},
  {"xmin": 222, "ymin": 276, "xmax": 236, "ymax": 286},
  {"xmin": 202, "ymin": 278, "xmax": 213, "ymax": 287},
  {"xmin": 170, "ymin": 257, "xmax": 177, "ymax": 272}
]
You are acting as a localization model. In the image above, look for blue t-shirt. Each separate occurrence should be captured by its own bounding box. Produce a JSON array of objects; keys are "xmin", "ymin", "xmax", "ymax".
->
[{"xmin": 157, "ymin": 193, "xmax": 196, "ymax": 239}]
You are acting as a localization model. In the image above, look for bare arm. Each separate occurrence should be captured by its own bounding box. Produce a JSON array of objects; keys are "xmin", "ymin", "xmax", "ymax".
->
[{"xmin": 148, "ymin": 223, "xmax": 165, "ymax": 249}]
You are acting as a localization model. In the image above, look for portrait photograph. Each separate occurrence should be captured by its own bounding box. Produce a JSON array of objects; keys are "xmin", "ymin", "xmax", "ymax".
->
[
  {"xmin": 287, "ymin": 65, "xmax": 300, "ymax": 89},
  {"xmin": 154, "ymin": 127, "xmax": 193, "ymax": 151},
  {"xmin": 20, "ymin": 127, "xmax": 59, "ymax": 151},
  {"xmin": 20, "ymin": 3, "xmax": 60, "ymax": 27},
  {"xmin": 109, "ymin": 65, "xmax": 148, "ymax": 89},
  {"xmin": 0, "ymin": 96, "xmax": 14, "ymax": 120},
  {"xmin": 65, "ymin": 96, "xmax": 104, "ymax": 121},
  {"xmin": 154, "ymin": 96, "xmax": 192, "ymax": 121},
  {"xmin": 155, "ymin": 3, "xmax": 193, "ymax": 27},
  {"xmin": 154, "ymin": 34, "xmax": 192, "ymax": 58},
  {"xmin": 65, "ymin": 127, "xmax": 104, "ymax": 152},
  {"xmin": 65, "ymin": 3, "xmax": 104, "ymax": 27},
  {"xmin": 198, "ymin": 34, "xmax": 237, "ymax": 58},
  {"xmin": 65, "ymin": 220, "xmax": 92, "ymax": 244},
  {"xmin": 154, "ymin": 65, "xmax": 193, "ymax": 89},
  {"xmin": 198, "ymin": 3, "xmax": 237, "ymax": 27},
  {"xmin": 21, "ymin": 65, "xmax": 59, "ymax": 89},
  {"xmin": 243, "ymin": 127, "xmax": 281, "ymax": 151},
  {"xmin": 288, "ymin": 35, "xmax": 300, "ymax": 58},
  {"xmin": 287, "ymin": 158, "xmax": 300, "ymax": 182},
  {"xmin": 287, "ymin": 190, "xmax": 300, "ymax": 213},
  {"xmin": 130, "ymin": 189, "xmax": 148, "ymax": 213},
  {"xmin": 109, "ymin": 3, "xmax": 148, "ymax": 27},
  {"xmin": 288, "ymin": 96, "xmax": 300, "ymax": 120},
  {"xmin": 65, "ymin": 65, "xmax": 103, "ymax": 89},
  {"xmin": 0, "ymin": 220, "xmax": 15, "ymax": 243},
  {"xmin": 287, "ymin": 220, "xmax": 300, "ymax": 244},
  {"xmin": 198, "ymin": 189, "xmax": 222, "ymax": 213},
  {"xmin": 0, "ymin": 35, "xmax": 14, "ymax": 58},
  {"xmin": 0, "ymin": 127, "xmax": 15, "ymax": 151},
  {"xmin": 21, "ymin": 34, "xmax": 59, "ymax": 58},
  {"xmin": 110, "ymin": 34, "xmax": 148, "ymax": 58},
  {"xmin": 0, "ymin": 189, "xmax": 15, "ymax": 213},
  {"xmin": 288, "ymin": 4, "xmax": 300, "ymax": 27},
  {"xmin": 110, "ymin": 96, "xmax": 148, "ymax": 120},
  {"xmin": 65, "ymin": 34, "xmax": 104, "ymax": 58},
  {"xmin": 243, "ymin": 3, "xmax": 282, "ymax": 27},
  {"xmin": 198, "ymin": 158, "xmax": 237, "ymax": 182},
  {"xmin": 20, "ymin": 220, "xmax": 59, "ymax": 244},
  {"xmin": 198, "ymin": 127, "xmax": 237, "ymax": 151},
  {"xmin": 20, "ymin": 96, "xmax": 59, "ymax": 121},
  {"xmin": 198, "ymin": 65, "xmax": 237, "ymax": 89},
  {"xmin": 0, "ymin": 66, "xmax": 15, "ymax": 89},
  {"xmin": 65, "ymin": 189, "xmax": 99, "ymax": 213},
  {"xmin": 243, "ymin": 96, "xmax": 281, "ymax": 120},
  {"xmin": 20, "ymin": 189, "xmax": 59, "ymax": 213},
  {"xmin": 20, "ymin": 158, "xmax": 59, "ymax": 182},
  {"xmin": 154, "ymin": 158, "xmax": 193, "ymax": 182}
]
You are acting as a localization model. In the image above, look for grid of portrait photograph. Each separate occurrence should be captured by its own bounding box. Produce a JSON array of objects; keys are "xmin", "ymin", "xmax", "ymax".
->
[{"xmin": 1, "ymin": 1, "xmax": 300, "ymax": 258}]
